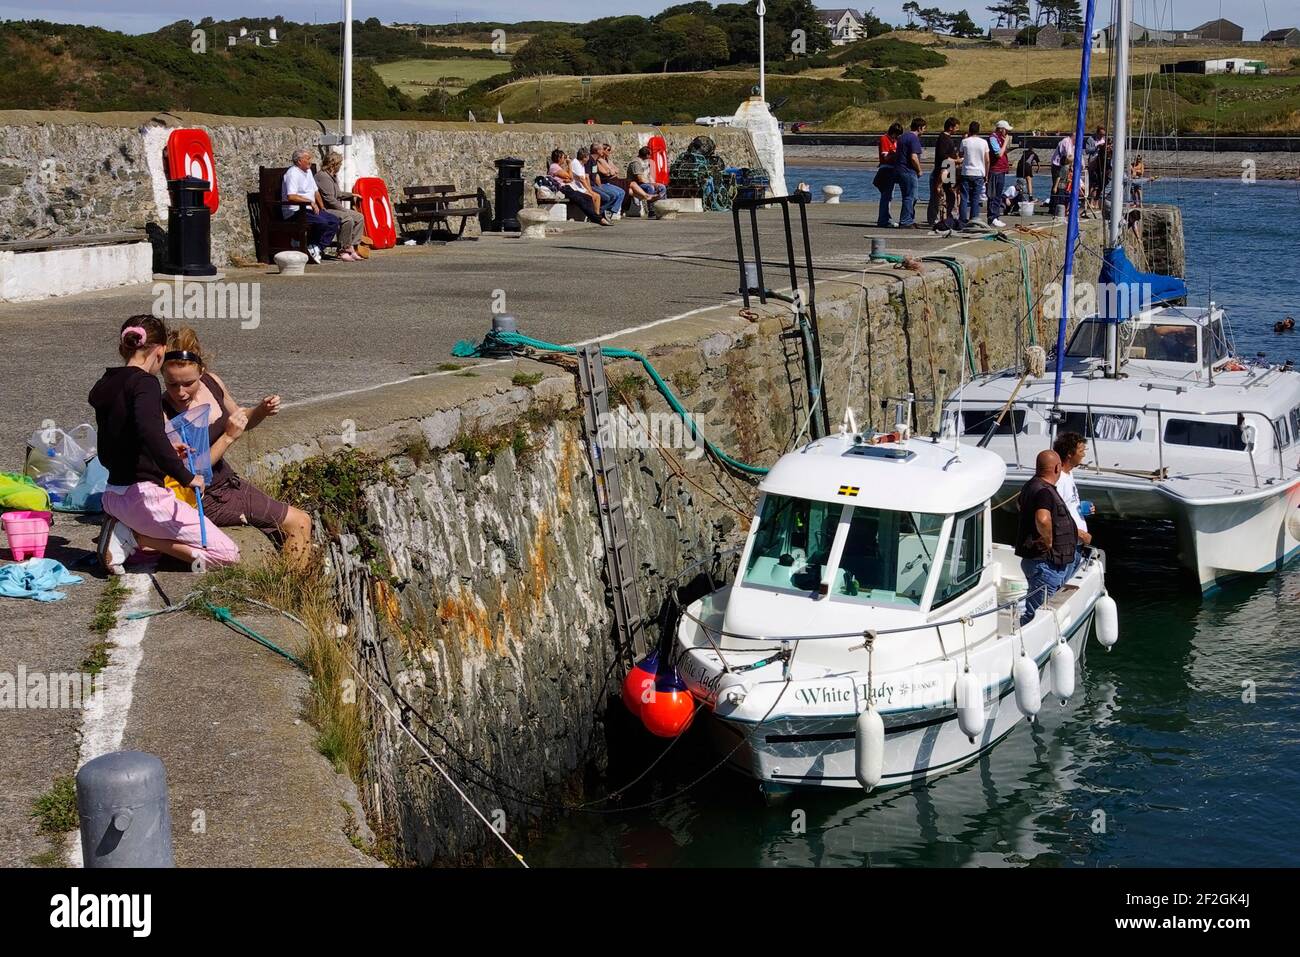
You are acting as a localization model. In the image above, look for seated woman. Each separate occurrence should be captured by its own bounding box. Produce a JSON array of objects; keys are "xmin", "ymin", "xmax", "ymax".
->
[
  {"xmin": 547, "ymin": 148, "xmax": 609, "ymax": 225},
  {"xmin": 89, "ymin": 316, "xmax": 239, "ymax": 573},
  {"xmin": 315, "ymin": 151, "xmax": 366, "ymax": 261},
  {"xmin": 159, "ymin": 328, "xmax": 311, "ymax": 566}
]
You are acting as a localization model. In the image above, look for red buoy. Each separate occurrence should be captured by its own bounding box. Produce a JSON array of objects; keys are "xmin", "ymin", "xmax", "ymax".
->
[
  {"xmin": 621, "ymin": 650, "xmax": 659, "ymax": 718},
  {"xmin": 640, "ymin": 662, "xmax": 695, "ymax": 738}
]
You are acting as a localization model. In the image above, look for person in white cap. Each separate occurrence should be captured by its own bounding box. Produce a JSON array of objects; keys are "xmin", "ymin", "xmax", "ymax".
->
[{"xmin": 987, "ymin": 119, "xmax": 1013, "ymax": 228}]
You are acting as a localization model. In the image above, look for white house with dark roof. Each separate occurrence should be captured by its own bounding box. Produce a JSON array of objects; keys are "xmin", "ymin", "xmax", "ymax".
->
[{"xmin": 817, "ymin": 8, "xmax": 867, "ymax": 45}]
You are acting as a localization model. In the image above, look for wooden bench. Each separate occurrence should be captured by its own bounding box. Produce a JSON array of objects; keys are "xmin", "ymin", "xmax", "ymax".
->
[
  {"xmin": 247, "ymin": 166, "xmax": 346, "ymax": 264},
  {"xmin": 395, "ymin": 184, "xmax": 487, "ymax": 243}
]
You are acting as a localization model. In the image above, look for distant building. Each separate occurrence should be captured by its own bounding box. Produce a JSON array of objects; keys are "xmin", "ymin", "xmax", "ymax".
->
[
  {"xmin": 989, "ymin": 27, "xmax": 1019, "ymax": 46},
  {"xmin": 1097, "ymin": 21, "xmax": 1174, "ymax": 48},
  {"xmin": 227, "ymin": 25, "xmax": 279, "ymax": 47},
  {"xmin": 1034, "ymin": 25, "xmax": 1062, "ymax": 49},
  {"xmin": 1174, "ymin": 19, "xmax": 1244, "ymax": 42},
  {"xmin": 1160, "ymin": 57, "xmax": 1268, "ymax": 75},
  {"xmin": 1261, "ymin": 27, "xmax": 1300, "ymax": 46},
  {"xmin": 817, "ymin": 8, "xmax": 867, "ymax": 45}
]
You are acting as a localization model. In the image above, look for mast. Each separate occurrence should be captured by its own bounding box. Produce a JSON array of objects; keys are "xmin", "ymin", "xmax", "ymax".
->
[
  {"xmin": 342, "ymin": 0, "xmax": 354, "ymax": 190},
  {"xmin": 1052, "ymin": 0, "xmax": 1100, "ymax": 409},
  {"xmin": 1104, "ymin": 0, "xmax": 1130, "ymax": 377}
]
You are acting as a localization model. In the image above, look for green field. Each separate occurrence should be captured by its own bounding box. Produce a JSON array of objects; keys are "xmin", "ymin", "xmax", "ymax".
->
[{"xmin": 373, "ymin": 58, "xmax": 511, "ymax": 96}]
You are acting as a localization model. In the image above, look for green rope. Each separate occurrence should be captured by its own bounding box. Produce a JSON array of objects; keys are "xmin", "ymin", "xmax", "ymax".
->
[
  {"xmin": 126, "ymin": 592, "xmax": 305, "ymax": 669},
  {"xmin": 453, "ymin": 330, "xmax": 770, "ymax": 475},
  {"xmin": 868, "ymin": 252, "xmax": 978, "ymax": 375},
  {"xmin": 989, "ymin": 234, "xmax": 1037, "ymax": 346}
]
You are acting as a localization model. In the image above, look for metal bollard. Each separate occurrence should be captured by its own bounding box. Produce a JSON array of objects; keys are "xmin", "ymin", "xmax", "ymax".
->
[
  {"xmin": 76, "ymin": 751, "xmax": 174, "ymax": 868},
  {"xmin": 870, "ymin": 237, "xmax": 889, "ymax": 260}
]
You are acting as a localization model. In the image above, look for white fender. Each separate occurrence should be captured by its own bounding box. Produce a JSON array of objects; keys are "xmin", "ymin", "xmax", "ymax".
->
[
  {"xmin": 854, "ymin": 705, "xmax": 885, "ymax": 791},
  {"xmin": 1013, "ymin": 652, "xmax": 1041, "ymax": 718},
  {"xmin": 1095, "ymin": 594, "xmax": 1119, "ymax": 649},
  {"xmin": 713, "ymin": 672, "xmax": 748, "ymax": 716},
  {"xmin": 1050, "ymin": 641, "xmax": 1076, "ymax": 702},
  {"xmin": 955, "ymin": 670, "xmax": 985, "ymax": 741},
  {"xmin": 1287, "ymin": 507, "xmax": 1300, "ymax": 543}
]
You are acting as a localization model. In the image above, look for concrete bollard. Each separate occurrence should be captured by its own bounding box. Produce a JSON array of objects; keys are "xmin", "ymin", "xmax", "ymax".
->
[
  {"xmin": 274, "ymin": 250, "xmax": 308, "ymax": 276},
  {"xmin": 822, "ymin": 184, "xmax": 843, "ymax": 204},
  {"xmin": 76, "ymin": 751, "xmax": 174, "ymax": 868},
  {"xmin": 517, "ymin": 207, "xmax": 550, "ymax": 239}
]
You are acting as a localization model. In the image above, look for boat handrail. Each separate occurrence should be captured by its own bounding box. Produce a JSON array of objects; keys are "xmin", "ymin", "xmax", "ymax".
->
[{"xmin": 942, "ymin": 396, "xmax": 1290, "ymax": 482}]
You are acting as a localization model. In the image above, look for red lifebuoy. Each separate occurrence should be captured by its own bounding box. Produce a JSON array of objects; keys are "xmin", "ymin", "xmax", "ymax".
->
[
  {"xmin": 164, "ymin": 128, "xmax": 219, "ymax": 214},
  {"xmin": 648, "ymin": 135, "xmax": 669, "ymax": 186},
  {"xmin": 352, "ymin": 176, "xmax": 397, "ymax": 250}
]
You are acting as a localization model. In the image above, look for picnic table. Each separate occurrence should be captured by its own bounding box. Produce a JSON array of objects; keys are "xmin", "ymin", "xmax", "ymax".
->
[{"xmin": 395, "ymin": 185, "xmax": 488, "ymax": 243}]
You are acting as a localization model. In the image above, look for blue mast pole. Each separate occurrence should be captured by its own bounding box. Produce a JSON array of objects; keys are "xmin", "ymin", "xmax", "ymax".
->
[{"xmin": 1053, "ymin": 0, "xmax": 1100, "ymax": 409}]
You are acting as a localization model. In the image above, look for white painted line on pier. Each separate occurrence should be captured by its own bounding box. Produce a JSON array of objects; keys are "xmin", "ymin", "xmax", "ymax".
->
[{"xmin": 67, "ymin": 573, "xmax": 155, "ymax": 868}]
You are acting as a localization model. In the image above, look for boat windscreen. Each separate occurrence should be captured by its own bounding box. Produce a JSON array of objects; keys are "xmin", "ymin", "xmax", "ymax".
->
[
  {"xmin": 743, "ymin": 494, "xmax": 844, "ymax": 594},
  {"xmin": 832, "ymin": 507, "xmax": 944, "ymax": 609}
]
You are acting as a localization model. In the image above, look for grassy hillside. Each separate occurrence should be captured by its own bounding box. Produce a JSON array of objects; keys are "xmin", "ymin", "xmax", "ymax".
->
[
  {"xmin": 374, "ymin": 58, "xmax": 512, "ymax": 97},
  {"xmin": 0, "ymin": 20, "xmax": 412, "ymax": 116}
]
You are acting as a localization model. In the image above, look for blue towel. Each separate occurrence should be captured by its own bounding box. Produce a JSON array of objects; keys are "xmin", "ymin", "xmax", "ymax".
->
[{"xmin": 0, "ymin": 558, "xmax": 83, "ymax": 602}]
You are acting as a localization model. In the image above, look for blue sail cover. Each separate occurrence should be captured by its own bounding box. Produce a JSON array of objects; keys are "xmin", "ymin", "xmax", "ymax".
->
[{"xmin": 1096, "ymin": 246, "xmax": 1188, "ymax": 322}]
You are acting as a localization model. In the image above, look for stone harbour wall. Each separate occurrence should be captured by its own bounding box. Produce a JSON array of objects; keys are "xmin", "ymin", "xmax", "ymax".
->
[
  {"xmin": 220, "ymin": 211, "xmax": 1172, "ymax": 864},
  {"xmin": 0, "ymin": 109, "xmax": 759, "ymax": 268}
]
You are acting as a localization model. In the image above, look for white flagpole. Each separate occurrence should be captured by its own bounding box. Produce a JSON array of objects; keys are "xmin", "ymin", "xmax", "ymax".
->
[
  {"xmin": 757, "ymin": 1, "xmax": 767, "ymax": 103},
  {"xmin": 342, "ymin": 0, "xmax": 354, "ymax": 189}
]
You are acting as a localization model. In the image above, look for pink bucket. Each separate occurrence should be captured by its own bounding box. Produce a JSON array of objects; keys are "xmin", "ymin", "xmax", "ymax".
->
[{"xmin": 2, "ymin": 510, "xmax": 52, "ymax": 561}]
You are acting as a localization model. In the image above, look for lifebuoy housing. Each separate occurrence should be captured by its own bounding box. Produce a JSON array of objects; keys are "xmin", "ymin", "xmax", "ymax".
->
[
  {"xmin": 648, "ymin": 135, "xmax": 669, "ymax": 186},
  {"xmin": 164, "ymin": 128, "xmax": 219, "ymax": 214},
  {"xmin": 352, "ymin": 176, "xmax": 397, "ymax": 249}
]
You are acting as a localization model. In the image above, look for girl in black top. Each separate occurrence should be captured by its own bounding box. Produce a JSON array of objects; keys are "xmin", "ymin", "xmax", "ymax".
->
[{"xmin": 87, "ymin": 316, "xmax": 240, "ymax": 573}]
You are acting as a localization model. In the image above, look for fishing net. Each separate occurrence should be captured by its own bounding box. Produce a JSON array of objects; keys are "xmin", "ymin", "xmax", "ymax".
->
[
  {"xmin": 668, "ymin": 140, "xmax": 737, "ymax": 211},
  {"xmin": 166, "ymin": 405, "xmax": 213, "ymax": 484}
]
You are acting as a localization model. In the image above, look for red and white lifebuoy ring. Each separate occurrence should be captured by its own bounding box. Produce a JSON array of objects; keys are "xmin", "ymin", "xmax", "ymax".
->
[
  {"xmin": 164, "ymin": 128, "xmax": 219, "ymax": 214},
  {"xmin": 648, "ymin": 135, "xmax": 669, "ymax": 186},
  {"xmin": 352, "ymin": 177, "xmax": 397, "ymax": 249}
]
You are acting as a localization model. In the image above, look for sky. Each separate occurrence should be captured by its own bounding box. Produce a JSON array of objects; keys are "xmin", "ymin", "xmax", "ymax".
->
[{"xmin": 0, "ymin": 1, "xmax": 1286, "ymax": 40}]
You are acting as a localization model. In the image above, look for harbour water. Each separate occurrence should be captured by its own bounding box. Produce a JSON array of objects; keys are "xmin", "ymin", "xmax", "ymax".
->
[{"xmin": 528, "ymin": 173, "xmax": 1300, "ymax": 867}]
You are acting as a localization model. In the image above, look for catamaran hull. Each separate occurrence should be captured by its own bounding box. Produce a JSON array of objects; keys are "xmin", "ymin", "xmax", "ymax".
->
[{"xmin": 993, "ymin": 470, "xmax": 1300, "ymax": 590}]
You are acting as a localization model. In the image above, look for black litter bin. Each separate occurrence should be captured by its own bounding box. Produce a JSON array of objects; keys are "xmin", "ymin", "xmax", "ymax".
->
[
  {"xmin": 492, "ymin": 157, "xmax": 525, "ymax": 233},
  {"xmin": 161, "ymin": 176, "xmax": 217, "ymax": 277}
]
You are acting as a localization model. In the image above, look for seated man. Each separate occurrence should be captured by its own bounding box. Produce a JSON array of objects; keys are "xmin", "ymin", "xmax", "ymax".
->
[
  {"xmin": 626, "ymin": 146, "xmax": 667, "ymax": 213},
  {"xmin": 281, "ymin": 147, "xmax": 340, "ymax": 264},
  {"xmin": 585, "ymin": 143, "xmax": 625, "ymax": 219},
  {"xmin": 1014, "ymin": 450, "xmax": 1078, "ymax": 624}
]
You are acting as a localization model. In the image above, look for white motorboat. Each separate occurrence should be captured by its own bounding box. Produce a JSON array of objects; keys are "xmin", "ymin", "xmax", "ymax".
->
[
  {"xmin": 948, "ymin": 306, "xmax": 1300, "ymax": 590},
  {"xmin": 946, "ymin": 0, "xmax": 1300, "ymax": 591},
  {"xmin": 671, "ymin": 415, "xmax": 1118, "ymax": 796}
]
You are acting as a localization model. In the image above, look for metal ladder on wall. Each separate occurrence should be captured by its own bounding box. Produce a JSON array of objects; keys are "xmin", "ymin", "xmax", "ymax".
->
[{"xmin": 576, "ymin": 344, "xmax": 647, "ymax": 662}]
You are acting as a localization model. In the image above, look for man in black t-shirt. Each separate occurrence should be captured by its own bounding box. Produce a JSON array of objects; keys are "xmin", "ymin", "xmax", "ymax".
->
[
  {"xmin": 1014, "ymin": 450, "xmax": 1078, "ymax": 624},
  {"xmin": 927, "ymin": 116, "xmax": 960, "ymax": 230}
]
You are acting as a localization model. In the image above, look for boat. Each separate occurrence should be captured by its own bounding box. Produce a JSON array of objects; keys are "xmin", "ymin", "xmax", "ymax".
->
[
  {"xmin": 668, "ymin": 408, "xmax": 1118, "ymax": 796},
  {"xmin": 945, "ymin": 0, "xmax": 1300, "ymax": 591}
]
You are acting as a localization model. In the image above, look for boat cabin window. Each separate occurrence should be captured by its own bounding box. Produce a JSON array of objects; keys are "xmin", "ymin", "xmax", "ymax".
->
[
  {"xmin": 961, "ymin": 409, "xmax": 1025, "ymax": 435},
  {"xmin": 1060, "ymin": 410, "xmax": 1139, "ymax": 441},
  {"xmin": 1290, "ymin": 406, "xmax": 1300, "ymax": 442},
  {"xmin": 1163, "ymin": 418, "xmax": 1246, "ymax": 451},
  {"xmin": 1273, "ymin": 416, "xmax": 1291, "ymax": 448},
  {"xmin": 1128, "ymin": 324, "xmax": 1199, "ymax": 363},
  {"xmin": 743, "ymin": 494, "xmax": 843, "ymax": 593},
  {"xmin": 1065, "ymin": 320, "xmax": 1107, "ymax": 359},
  {"xmin": 833, "ymin": 508, "xmax": 944, "ymax": 609},
  {"xmin": 932, "ymin": 506, "xmax": 986, "ymax": 607},
  {"xmin": 1205, "ymin": 318, "xmax": 1229, "ymax": 365}
]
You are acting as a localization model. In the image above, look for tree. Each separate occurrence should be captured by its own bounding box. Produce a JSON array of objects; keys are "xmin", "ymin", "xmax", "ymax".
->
[
  {"xmin": 1056, "ymin": 0, "xmax": 1084, "ymax": 33},
  {"xmin": 661, "ymin": 13, "xmax": 730, "ymax": 70},
  {"xmin": 949, "ymin": 9, "xmax": 981, "ymax": 36},
  {"xmin": 511, "ymin": 33, "xmax": 593, "ymax": 75},
  {"xmin": 902, "ymin": 2, "xmax": 921, "ymax": 28},
  {"xmin": 988, "ymin": 3, "xmax": 1016, "ymax": 28}
]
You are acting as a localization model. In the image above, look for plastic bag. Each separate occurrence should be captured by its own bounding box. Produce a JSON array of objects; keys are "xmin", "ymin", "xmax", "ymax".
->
[
  {"xmin": 25, "ymin": 423, "xmax": 95, "ymax": 474},
  {"xmin": 58, "ymin": 456, "xmax": 110, "ymax": 513}
]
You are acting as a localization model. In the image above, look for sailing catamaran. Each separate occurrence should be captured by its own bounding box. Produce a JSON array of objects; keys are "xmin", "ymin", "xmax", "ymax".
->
[{"xmin": 946, "ymin": 0, "xmax": 1300, "ymax": 591}]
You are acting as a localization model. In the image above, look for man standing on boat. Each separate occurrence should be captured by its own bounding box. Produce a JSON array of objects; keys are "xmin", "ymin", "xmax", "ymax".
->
[
  {"xmin": 1052, "ymin": 432, "xmax": 1094, "ymax": 577},
  {"xmin": 1014, "ymin": 450, "xmax": 1078, "ymax": 624}
]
